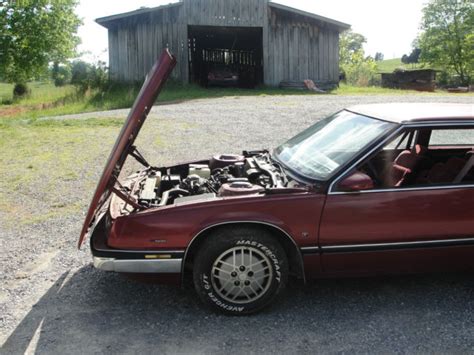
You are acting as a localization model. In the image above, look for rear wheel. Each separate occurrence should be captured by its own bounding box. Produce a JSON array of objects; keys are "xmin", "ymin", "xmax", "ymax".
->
[{"xmin": 193, "ymin": 227, "xmax": 288, "ymax": 315}]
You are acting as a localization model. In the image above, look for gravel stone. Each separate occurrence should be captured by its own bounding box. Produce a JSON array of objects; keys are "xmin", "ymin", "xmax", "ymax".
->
[{"xmin": 1, "ymin": 95, "xmax": 473, "ymax": 354}]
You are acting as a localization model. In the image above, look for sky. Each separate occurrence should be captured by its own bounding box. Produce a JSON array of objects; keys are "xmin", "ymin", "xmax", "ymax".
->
[{"xmin": 76, "ymin": 0, "xmax": 427, "ymax": 63}]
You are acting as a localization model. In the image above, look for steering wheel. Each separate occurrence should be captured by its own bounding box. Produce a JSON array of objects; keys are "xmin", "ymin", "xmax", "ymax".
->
[{"xmin": 366, "ymin": 160, "xmax": 382, "ymax": 185}]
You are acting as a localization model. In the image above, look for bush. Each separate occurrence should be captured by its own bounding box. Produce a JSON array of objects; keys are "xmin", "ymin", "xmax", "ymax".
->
[
  {"xmin": 341, "ymin": 52, "xmax": 379, "ymax": 87},
  {"xmin": 70, "ymin": 61, "xmax": 90, "ymax": 87},
  {"xmin": 13, "ymin": 83, "xmax": 30, "ymax": 98},
  {"xmin": 52, "ymin": 63, "xmax": 72, "ymax": 87},
  {"xmin": 437, "ymin": 71, "xmax": 450, "ymax": 87},
  {"xmin": 437, "ymin": 71, "xmax": 466, "ymax": 88},
  {"xmin": 71, "ymin": 60, "xmax": 108, "ymax": 93}
]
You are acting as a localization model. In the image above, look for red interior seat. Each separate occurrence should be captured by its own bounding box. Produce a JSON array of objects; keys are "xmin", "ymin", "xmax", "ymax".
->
[
  {"xmin": 387, "ymin": 145, "xmax": 426, "ymax": 187},
  {"xmin": 426, "ymin": 158, "xmax": 463, "ymax": 184}
]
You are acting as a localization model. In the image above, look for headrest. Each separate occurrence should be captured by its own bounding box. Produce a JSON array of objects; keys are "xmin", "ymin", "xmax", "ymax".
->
[
  {"xmin": 413, "ymin": 144, "xmax": 427, "ymax": 155},
  {"xmin": 395, "ymin": 151, "xmax": 419, "ymax": 170}
]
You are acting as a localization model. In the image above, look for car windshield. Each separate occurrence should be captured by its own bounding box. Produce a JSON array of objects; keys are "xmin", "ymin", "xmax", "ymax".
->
[{"xmin": 274, "ymin": 110, "xmax": 396, "ymax": 181}]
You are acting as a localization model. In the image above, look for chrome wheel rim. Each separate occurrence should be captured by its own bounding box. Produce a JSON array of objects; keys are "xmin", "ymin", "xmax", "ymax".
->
[{"xmin": 211, "ymin": 246, "xmax": 273, "ymax": 305}]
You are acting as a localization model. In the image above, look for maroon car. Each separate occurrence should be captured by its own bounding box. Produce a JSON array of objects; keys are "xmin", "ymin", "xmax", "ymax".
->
[
  {"xmin": 207, "ymin": 64, "xmax": 239, "ymax": 87},
  {"xmin": 80, "ymin": 51, "xmax": 474, "ymax": 315}
]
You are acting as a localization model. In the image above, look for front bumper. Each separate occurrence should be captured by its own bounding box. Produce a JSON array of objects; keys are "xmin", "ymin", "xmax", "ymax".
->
[
  {"xmin": 93, "ymin": 257, "xmax": 182, "ymax": 273},
  {"xmin": 90, "ymin": 215, "xmax": 184, "ymax": 274}
]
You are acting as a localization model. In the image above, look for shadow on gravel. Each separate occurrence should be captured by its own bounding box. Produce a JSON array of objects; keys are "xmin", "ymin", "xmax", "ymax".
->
[{"xmin": 2, "ymin": 267, "xmax": 473, "ymax": 354}]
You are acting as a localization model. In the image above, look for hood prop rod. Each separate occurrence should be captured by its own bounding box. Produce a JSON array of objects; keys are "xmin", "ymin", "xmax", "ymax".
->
[
  {"xmin": 110, "ymin": 186, "xmax": 143, "ymax": 210},
  {"xmin": 129, "ymin": 146, "xmax": 151, "ymax": 168}
]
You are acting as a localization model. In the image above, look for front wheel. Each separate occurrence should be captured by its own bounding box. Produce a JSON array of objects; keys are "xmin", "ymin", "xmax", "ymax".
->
[{"xmin": 193, "ymin": 227, "xmax": 288, "ymax": 315}]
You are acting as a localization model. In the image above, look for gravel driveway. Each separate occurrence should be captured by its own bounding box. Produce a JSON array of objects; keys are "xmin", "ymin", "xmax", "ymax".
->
[{"xmin": 1, "ymin": 94, "xmax": 473, "ymax": 354}]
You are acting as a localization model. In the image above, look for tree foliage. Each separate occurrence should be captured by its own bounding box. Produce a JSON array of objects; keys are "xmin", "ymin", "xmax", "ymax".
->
[
  {"xmin": 401, "ymin": 48, "xmax": 422, "ymax": 65},
  {"xmin": 0, "ymin": 0, "xmax": 81, "ymax": 86},
  {"xmin": 51, "ymin": 62, "xmax": 72, "ymax": 87},
  {"xmin": 419, "ymin": 0, "xmax": 473, "ymax": 85},
  {"xmin": 340, "ymin": 30, "xmax": 367, "ymax": 65},
  {"xmin": 70, "ymin": 60, "xmax": 108, "ymax": 93},
  {"xmin": 374, "ymin": 52, "xmax": 384, "ymax": 62},
  {"xmin": 339, "ymin": 30, "xmax": 378, "ymax": 86}
]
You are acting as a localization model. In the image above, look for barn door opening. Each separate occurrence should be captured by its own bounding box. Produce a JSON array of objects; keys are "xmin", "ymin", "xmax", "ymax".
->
[{"xmin": 188, "ymin": 25, "xmax": 263, "ymax": 88}]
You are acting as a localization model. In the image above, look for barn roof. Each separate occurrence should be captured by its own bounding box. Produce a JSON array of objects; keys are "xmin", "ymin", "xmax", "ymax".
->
[
  {"xmin": 96, "ymin": 2, "xmax": 182, "ymax": 28},
  {"xmin": 268, "ymin": 3, "xmax": 350, "ymax": 31},
  {"xmin": 96, "ymin": 1, "xmax": 350, "ymax": 31}
]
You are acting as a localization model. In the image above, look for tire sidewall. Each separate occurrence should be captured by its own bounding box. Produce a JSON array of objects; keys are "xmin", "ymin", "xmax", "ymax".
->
[{"xmin": 193, "ymin": 230, "xmax": 288, "ymax": 315}]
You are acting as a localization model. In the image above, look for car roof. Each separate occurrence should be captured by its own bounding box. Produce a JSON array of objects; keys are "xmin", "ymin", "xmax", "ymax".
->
[{"xmin": 346, "ymin": 103, "xmax": 474, "ymax": 124}]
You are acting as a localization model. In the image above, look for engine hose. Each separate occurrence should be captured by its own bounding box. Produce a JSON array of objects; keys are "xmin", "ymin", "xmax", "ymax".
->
[{"xmin": 159, "ymin": 188, "xmax": 190, "ymax": 206}]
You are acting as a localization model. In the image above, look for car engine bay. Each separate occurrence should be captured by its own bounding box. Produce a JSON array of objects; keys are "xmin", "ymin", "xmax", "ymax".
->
[{"xmin": 132, "ymin": 152, "xmax": 302, "ymax": 208}]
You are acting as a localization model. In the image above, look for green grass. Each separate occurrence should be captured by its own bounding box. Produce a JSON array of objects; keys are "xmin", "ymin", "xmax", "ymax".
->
[
  {"xmin": 0, "ymin": 82, "xmax": 319, "ymax": 120},
  {"xmin": 376, "ymin": 58, "xmax": 434, "ymax": 73},
  {"xmin": 0, "ymin": 82, "xmax": 12, "ymax": 101},
  {"xmin": 158, "ymin": 83, "xmax": 315, "ymax": 102},
  {"xmin": 0, "ymin": 117, "xmax": 124, "ymax": 225},
  {"xmin": 0, "ymin": 82, "xmax": 138, "ymax": 119},
  {"xmin": 0, "ymin": 82, "xmax": 75, "ymax": 106},
  {"xmin": 2, "ymin": 79, "xmax": 471, "ymax": 122},
  {"xmin": 334, "ymin": 83, "xmax": 437, "ymax": 95}
]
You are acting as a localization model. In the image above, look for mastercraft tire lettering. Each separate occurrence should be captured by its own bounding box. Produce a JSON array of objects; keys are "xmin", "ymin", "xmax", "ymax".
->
[{"xmin": 193, "ymin": 226, "xmax": 288, "ymax": 315}]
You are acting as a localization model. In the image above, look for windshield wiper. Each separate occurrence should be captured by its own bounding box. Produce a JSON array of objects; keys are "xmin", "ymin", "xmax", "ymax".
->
[
  {"xmin": 270, "ymin": 152, "xmax": 324, "ymax": 189},
  {"xmin": 270, "ymin": 152, "xmax": 291, "ymax": 175}
]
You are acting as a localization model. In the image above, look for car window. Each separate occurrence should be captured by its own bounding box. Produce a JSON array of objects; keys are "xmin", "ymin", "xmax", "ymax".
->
[
  {"xmin": 383, "ymin": 130, "xmax": 414, "ymax": 151},
  {"xmin": 274, "ymin": 111, "xmax": 395, "ymax": 181},
  {"xmin": 338, "ymin": 127, "xmax": 474, "ymax": 192},
  {"xmin": 429, "ymin": 129, "xmax": 474, "ymax": 146}
]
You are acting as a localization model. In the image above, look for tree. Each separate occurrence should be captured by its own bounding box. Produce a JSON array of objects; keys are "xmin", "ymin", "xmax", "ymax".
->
[
  {"xmin": 374, "ymin": 52, "xmax": 384, "ymax": 62},
  {"xmin": 409, "ymin": 48, "xmax": 422, "ymax": 64},
  {"xmin": 0, "ymin": 0, "xmax": 81, "ymax": 95},
  {"xmin": 340, "ymin": 30, "xmax": 367, "ymax": 65},
  {"xmin": 402, "ymin": 48, "xmax": 422, "ymax": 66},
  {"xmin": 51, "ymin": 62, "xmax": 72, "ymax": 87},
  {"xmin": 339, "ymin": 30, "xmax": 378, "ymax": 87},
  {"xmin": 418, "ymin": 0, "xmax": 473, "ymax": 85},
  {"xmin": 70, "ymin": 60, "xmax": 108, "ymax": 93}
]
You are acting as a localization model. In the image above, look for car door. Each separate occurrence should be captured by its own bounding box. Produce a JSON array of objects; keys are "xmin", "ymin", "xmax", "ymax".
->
[{"xmin": 319, "ymin": 123, "xmax": 474, "ymax": 275}]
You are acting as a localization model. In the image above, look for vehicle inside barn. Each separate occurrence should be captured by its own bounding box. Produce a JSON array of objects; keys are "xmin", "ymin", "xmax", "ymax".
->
[
  {"xmin": 96, "ymin": 0, "xmax": 349, "ymax": 88},
  {"xmin": 188, "ymin": 26, "xmax": 263, "ymax": 88}
]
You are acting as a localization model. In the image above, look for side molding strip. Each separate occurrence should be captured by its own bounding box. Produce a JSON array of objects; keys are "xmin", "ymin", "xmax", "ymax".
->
[{"xmin": 301, "ymin": 237, "xmax": 474, "ymax": 254}]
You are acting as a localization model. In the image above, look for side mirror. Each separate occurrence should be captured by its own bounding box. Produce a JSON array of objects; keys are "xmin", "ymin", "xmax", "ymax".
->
[{"xmin": 338, "ymin": 172, "xmax": 374, "ymax": 192}]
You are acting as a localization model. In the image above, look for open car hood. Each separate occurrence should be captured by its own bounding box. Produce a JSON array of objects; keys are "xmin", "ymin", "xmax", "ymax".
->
[{"xmin": 78, "ymin": 50, "xmax": 177, "ymax": 248}]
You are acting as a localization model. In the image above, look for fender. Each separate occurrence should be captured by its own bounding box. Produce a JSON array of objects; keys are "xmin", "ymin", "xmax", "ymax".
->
[{"xmin": 182, "ymin": 220, "xmax": 306, "ymax": 285}]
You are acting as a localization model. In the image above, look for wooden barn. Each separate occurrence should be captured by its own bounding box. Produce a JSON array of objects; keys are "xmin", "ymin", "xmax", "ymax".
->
[{"xmin": 96, "ymin": 0, "xmax": 350, "ymax": 87}]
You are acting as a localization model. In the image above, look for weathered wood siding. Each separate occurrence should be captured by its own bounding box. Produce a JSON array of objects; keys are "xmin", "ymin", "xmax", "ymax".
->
[
  {"xmin": 105, "ymin": 0, "xmax": 342, "ymax": 86},
  {"xmin": 264, "ymin": 7, "xmax": 340, "ymax": 86},
  {"xmin": 108, "ymin": 5, "xmax": 188, "ymax": 82},
  {"xmin": 183, "ymin": 0, "xmax": 268, "ymax": 27}
]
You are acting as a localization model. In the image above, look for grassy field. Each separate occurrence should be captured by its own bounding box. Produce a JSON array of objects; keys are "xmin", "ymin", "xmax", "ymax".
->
[
  {"xmin": 376, "ymin": 58, "xmax": 433, "ymax": 73},
  {"xmin": 334, "ymin": 83, "xmax": 436, "ymax": 95},
  {"xmin": 0, "ymin": 82, "xmax": 326, "ymax": 120},
  {"xmin": 1, "ymin": 80, "xmax": 472, "ymax": 122},
  {"xmin": 0, "ymin": 117, "xmax": 124, "ymax": 225},
  {"xmin": 0, "ymin": 82, "xmax": 137, "ymax": 119},
  {"xmin": 0, "ymin": 82, "xmax": 76, "ymax": 105}
]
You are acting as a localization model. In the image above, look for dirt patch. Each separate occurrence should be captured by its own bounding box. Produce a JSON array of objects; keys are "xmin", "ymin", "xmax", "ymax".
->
[
  {"xmin": 0, "ymin": 99, "xmax": 70, "ymax": 119},
  {"xmin": 0, "ymin": 106, "xmax": 27, "ymax": 117}
]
